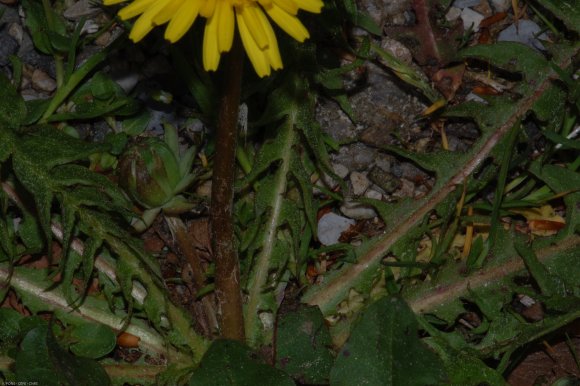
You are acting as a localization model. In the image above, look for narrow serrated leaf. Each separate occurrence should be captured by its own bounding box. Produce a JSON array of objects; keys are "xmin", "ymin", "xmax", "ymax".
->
[{"xmin": 0, "ymin": 73, "xmax": 26, "ymax": 128}]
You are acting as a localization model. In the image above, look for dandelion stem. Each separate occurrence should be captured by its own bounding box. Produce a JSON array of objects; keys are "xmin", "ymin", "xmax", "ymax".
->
[{"xmin": 210, "ymin": 34, "xmax": 245, "ymax": 342}]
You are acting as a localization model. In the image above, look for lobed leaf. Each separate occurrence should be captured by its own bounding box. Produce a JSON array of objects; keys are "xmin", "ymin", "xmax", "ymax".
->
[
  {"xmin": 275, "ymin": 306, "xmax": 334, "ymax": 384},
  {"xmin": 188, "ymin": 340, "xmax": 294, "ymax": 386},
  {"xmin": 0, "ymin": 74, "xmax": 26, "ymax": 129},
  {"xmin": 330, "ymin": 296, "xmax": 447, "ymax": 386}
]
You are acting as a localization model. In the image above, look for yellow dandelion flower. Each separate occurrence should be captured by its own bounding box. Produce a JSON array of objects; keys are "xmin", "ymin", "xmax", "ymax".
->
[{"xmin": 104, "ymin": 0, "xmax": 323, "ymax": 77}]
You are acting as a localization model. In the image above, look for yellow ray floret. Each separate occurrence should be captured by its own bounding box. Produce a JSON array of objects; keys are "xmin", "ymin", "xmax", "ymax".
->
[{"xmin": 104, "ymin": 0, "xmax": 323, "ymax": 77}]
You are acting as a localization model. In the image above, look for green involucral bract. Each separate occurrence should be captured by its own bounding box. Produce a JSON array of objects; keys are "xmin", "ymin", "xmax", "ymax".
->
[
  {"xmin": 119, "ymin": 139, "xmax": 180, "ymax": 208},
  {"xmin": 118, "ymin": 125, "xmax": 197, "ymax": 212}
]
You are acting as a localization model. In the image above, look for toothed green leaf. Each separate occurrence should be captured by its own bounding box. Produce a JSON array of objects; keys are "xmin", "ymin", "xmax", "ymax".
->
[
  {"xmin": 275, "ymin": 306, "xmax": 334, "ymax": 384},
  {"xmin": 536, "ymin": 0, "xmax": 580, "ymax": 33},
  {"xmin": 330, "ymin": 296, "xmax": 447, "ymax": 386},
  {"xmin": 189, "ymin": 340, "xmax": 294, "ymax": 386},
  {"xmin": 0, "ymin": 74, "xmax": 26, "ymax": 129}
]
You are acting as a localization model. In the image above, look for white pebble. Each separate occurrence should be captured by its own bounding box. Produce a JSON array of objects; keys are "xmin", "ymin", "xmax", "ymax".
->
[
  {"xmin": 460, "ymin": 8, "xmax": 484, "ymax": 31},
  {"xmin": 350, "ymin": 171, "xmax": 371, "ymax": 196},
  {"xmin": 317, "ymin": 212, "xmax": 355, "ymax": 246}
]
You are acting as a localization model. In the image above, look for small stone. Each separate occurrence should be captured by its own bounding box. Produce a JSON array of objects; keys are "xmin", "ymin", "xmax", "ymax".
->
[
  {"xmin": 20, "ymin": 74, "xmax": 30, "ymax": 89},
  {"xmin": 355, "ymin": 0, "xmax": 383, "ymax": 26},
  {"xmin": 350, "ymin": 171, "xmax": 371, "ymax": 196},
  {"xmin": 317, "ymin": 212, "xmax": 355, "ymax": 246},
  {"xmin": 498, "ymin": 20, "xmax": 548, "ymax": 51},
  {"xmin": 374, "ymin": 155, "xmax": 392, "ymax": 172},
  {"xmin": 31, "ymin": 69, "xmax": 56, "ymax": 92},
  {"xmin": 369, "ymin": 166, "xmax": 401, "ymax": 194},
  {"xmin": 465, "ymin": 92, "xmax": 487, "ymax": 104},
  {"xmin": 472, "ymin": 0, "xmax": 493, "ymax": 16},
  {"xmin": 460, "ymin": 7, "xmax": 484, "ymax": 31},
  {"xmin": 95, "ymin": 31, "xmax": 112, "ymax": 47},
  {"xmin": 319, "ymin": 163, "xmax": 349, "ymax": 192},
  {"xmin": 382, "ymin": 0, "xmax": 411, "ymax": 17},
  {"xmin": 114, "ymin": 72, "xmax": 140, "ymax": 93},
  {"xmin": 0, "ymin": 30, "xmax": 18, "ymax": 66},
  {"xmin": 364, "ymin": 189, "xmax": 383, "ymax": 200},
  {"xmin": 317, "ymin": 99, "xmax": 357, "ymax": 143},
  {"xmin": 259, "ymin": 312, "xmax": 274, "ymax": 330},
  {"xmin": 392, "ymin": 179, "xmax": 416, "ymax": 198},
  {"xmin": 195, "ymin": 180, "xmax": 212, "ymax": 197},
  {"xmin": 380, "ymin": 37, "xmax": 413, "ymax": 64},
  {"xmin": 332, "ymin": 143, "xmax": 377, "ymax": 171},
  {"xmin": 20, "ymin": 89, "xmax": 44, "ymax": 101},
  {"xmin": 80, "ymin": 19, "xmax": 100, "ymax": 35},
  {"xmin": 398, "ymin": 162, "xmax": 430, "ymax": 182},
  {"xmin": 452, "ymin": 0, "xmax": 480, "ymax": 8},
  {"xmin": 21, "ymin": 50, "xmax": 56, "ymax": 78},
  {"xmin": 490, "ymin": 0, "xmax": 510, "ymax": 12},
  {"xmin": 445, "ymin": 7, "xmax": 462, "ymax": 22},
  {"xmin": 8, "ymin": 22, "xmax": 23, "ymax": 45},
  {"xmin": 340, "ymin": 200, "xmax": 377, "ymax": 220},
  {"xmin": 64, "ymin": 0, "xmax": 100, "ymax": 19},
  {"xmin": 332, "ymin": 163, "xmax": 349, "ymax": 179}
]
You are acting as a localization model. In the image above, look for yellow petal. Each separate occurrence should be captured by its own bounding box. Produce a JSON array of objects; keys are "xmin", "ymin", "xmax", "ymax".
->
[
  {"xmin": 203, "ymin": 14, "xmax": 221, "ymax": 71},
  {"xmin": 292, "ymin": 0, "xmax": 323, "ymax": 13},
  {"xmin": 255, "ymin": 6, "xmax": 282, "ymax": 70},
  {"xmin": 117, "ymin": 0, "xmax": 156, "ymax": 20},
  {"xmin": 236, "ymin": 11, "xmax": 270, "ymax": 77},
  {"xmin": 125, "ymin": 0, "xmax": 171, "ymax": 41},
  {"xmin": 199, "ymin": 0, "xmax": 216, "ymax": 18},
  {"xmin": 217, "ymin": 1, "xmax": 235, "ymax": 52},
  {"xmin": 103, "ymin": 0, "xmax": 126, "ymax": 5},
  {"xmin": 239, "ymin": 4, "xmax": 269, "ymax": 50},
  {"xmin": 164, "ymin": 0, "xmax": 202, "ymax": 42},
  {"xmin": 153, "ymin": 0, "xmax": 184, "ymax": 25},
  {"xmin": 271, "ymin": 0, "xmax": 298, "ymax": 15},
  {"xmin": 128, "ymin": 14, "xmax": 155, "ymax": 42},
  {"xmin": 265, "ymin": 3, "xmax": 309, "ymax": 41}
]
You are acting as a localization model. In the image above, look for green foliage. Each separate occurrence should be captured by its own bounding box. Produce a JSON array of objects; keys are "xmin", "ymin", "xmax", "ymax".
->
[
  {"xmin": 371, "ymin": 43, "xmax": 441, "ymax": 103},
  {"xmin": 188, "ymin": 340, "xmax": 295, "ymax": 386},
  {"xmin": 69, "ymin": 323, "xmax": 117, "ymax": 359},
  {"xmin": 425, "ymin": 338, "xmax": 507, "ymax": 386},
  {"xmin": 330, "ymin": 296, "xmax": 447, "ymax": 386},
  {"xmin": 9, "ymin": 319, "xmax": 111, "ymax": 385},
  {"xmin": 117, "ymin": 123, "xmax": 199, "ymax": 228},
  {"xmin": 303, "ymin": 33, "xmax": 580, "ymax": 314},
  {"xmin": 535, "ymin": 0, "xmax": 580, "ymax": 33},
  {"xmin": 0, "ymin": 309, "xmax": 24, "ymax": 351},
  {"xmin": 0, "ymin": 7, "xmax": 208, "ymax": 381},
  {"xmin": 2, "ymin": 0, "xmax": 578, "ymax": 384},
  {"xmin": 275, "ymin": 306, "xmax": 334, "ymax": 384},
  {"xmin": 299, "ymin": 5, "xmax": 580, "ymax": 384},
  {"xmin": 48, "ymin": 72, "xmax": 139, "ymax": 122},
  {"xmin": 21, "ymin": 0, "xmax": 67, "ymax": 56},
  {"xmin": 238, "ymin": 73, "xmax": 331, "ymax": 347},
  {"xmin": 0, "ymin": 73, "xmax": 26, "ymax": 129}
]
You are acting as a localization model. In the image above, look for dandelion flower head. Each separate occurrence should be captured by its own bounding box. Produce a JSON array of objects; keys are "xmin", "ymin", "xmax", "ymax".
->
[{"xmin": 104, "ymin": 0, "xmax": 324, "ymax": 77}]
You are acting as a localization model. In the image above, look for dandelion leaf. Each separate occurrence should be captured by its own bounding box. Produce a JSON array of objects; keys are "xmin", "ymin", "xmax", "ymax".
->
[
  {"xmin": 189, "ymin": 340, "xmax": 294, "ymax": 386},
  {"xmin": 330, "ymin": 295, "xmax": 447, "ymax": 386},
  {"xmin": 0, "ymin": 74, "xmax": 26, "ymax": 129},
  {"xmin": 536, "ymin": 0, "xmax": 580, "ymax": 33},
  {"xmin": 275, "ymin": 306, "xmax": 334, "ymax": 384}
]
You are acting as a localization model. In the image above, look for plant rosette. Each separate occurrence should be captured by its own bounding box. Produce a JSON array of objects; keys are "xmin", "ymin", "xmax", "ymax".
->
[{"xmin": 118, "ymin": 124, "xmax": 198, "ymax": 231}]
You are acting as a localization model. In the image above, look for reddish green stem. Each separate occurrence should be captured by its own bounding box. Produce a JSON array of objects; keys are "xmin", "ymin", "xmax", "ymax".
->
[{"xmin": 210, "ymin": 34, "xmax": 245, "ymax": 342}]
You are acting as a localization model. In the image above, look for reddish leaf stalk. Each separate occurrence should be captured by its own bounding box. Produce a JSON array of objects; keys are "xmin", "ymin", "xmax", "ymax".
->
[{"xmin": 210, "ymin": 35, "xmax": 245, "ymax": 341}]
